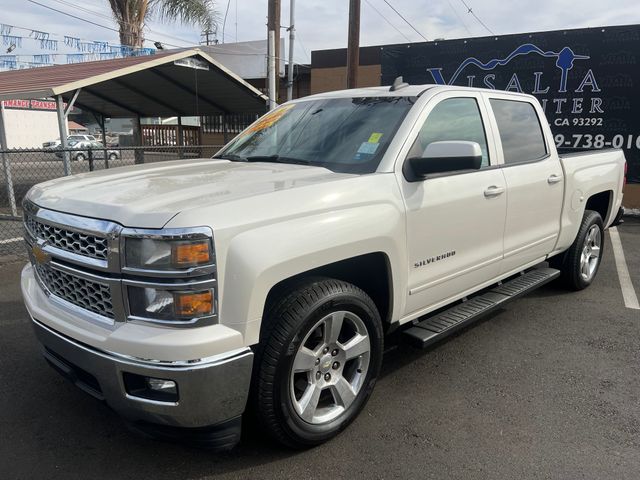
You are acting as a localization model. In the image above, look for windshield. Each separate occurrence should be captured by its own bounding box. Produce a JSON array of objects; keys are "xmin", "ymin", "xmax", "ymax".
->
[{"xmin": 216, "ymin": 96, "xmax": 416, "ymax": 173}]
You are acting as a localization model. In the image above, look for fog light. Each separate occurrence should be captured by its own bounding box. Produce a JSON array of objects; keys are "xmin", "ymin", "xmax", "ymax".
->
[
  {"xmin": 146, "ymin": 377, "xmax": 177, "ymax": 394},
  {"xmin": 123, "ymin": 372, "xmax": 179, "ymax": 402}
]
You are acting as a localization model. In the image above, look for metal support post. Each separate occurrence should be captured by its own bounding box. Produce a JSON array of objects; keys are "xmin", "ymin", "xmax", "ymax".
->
[
  {"xmin": 287, "ymin": 0, "xmax": 296, "ymax": 101},
  {"xmin": 56, "ymin": 95, "xmax": 71, "ymax": 175},
  {"xmin": 133, "ymin": 115, "xmax": 144, "ymax": 164},
  {"xmin": 99, "ymin": 114, "xmax": 108, "ymax": 168},
  {"xmin": 0, "ymin": 101, "xmax": 17, "ymax": 217},
  {"xmin": 177, "ymin": 116, "xmax": 184, "ymax": 159},
  {"xmin": 222, "ymin": 113, "xmax": 229, "ymax": 144}
]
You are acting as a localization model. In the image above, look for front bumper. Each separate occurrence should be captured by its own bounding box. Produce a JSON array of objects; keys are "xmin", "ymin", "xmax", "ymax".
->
[{"xmin": 31, "ymin": 317, "xmax": 253, "ymax": 444}]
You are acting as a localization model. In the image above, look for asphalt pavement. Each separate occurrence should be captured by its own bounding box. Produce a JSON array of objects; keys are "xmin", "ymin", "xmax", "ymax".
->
[{"xmin": 0, "ymin": 219, "xmax": 638, "ymax": 480}]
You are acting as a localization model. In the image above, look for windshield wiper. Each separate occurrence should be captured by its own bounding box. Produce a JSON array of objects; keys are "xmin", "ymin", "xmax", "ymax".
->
[
  {"xmin": 246, "ymin": 155, "xmax": 314, "ymax": 166},
  {"xmin": 214, "ymin": 153, "xmax": 246, "ymax": 161}
]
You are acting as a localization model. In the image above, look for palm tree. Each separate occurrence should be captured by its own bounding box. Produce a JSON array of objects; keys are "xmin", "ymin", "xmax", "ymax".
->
[{"xmin": 107, "ymin": 0, "xmax": 216, "ymax": 48}]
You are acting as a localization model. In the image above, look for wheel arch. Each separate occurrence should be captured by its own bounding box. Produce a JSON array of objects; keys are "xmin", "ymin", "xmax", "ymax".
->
[
  {"xmin": 584, "ymin": 190, "xmax": 613, "ymax": 225},
  {"xmin": 261, "ymin": 252, "xmax": 394, "ymax": 338}
]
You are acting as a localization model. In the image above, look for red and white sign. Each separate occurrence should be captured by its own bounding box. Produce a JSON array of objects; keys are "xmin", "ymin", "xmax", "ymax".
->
[{"xmin": 1, "ymin": 99, "xmax": 66, "ymax": 111}]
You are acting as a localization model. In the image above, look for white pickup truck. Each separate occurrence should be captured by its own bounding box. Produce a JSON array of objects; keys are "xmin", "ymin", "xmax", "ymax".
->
[{"xmin": 21, "ymin": 83, "xmax": 626, "ymax": 450}]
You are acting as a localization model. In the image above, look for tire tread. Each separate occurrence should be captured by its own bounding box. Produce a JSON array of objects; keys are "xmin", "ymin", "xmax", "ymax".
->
[
  {"xmin": 253, "ymin": 277, "xmax": 381, "ymax": 448},
  {"xmin": 554, "ymin": 210, "xmax": 604, "ymax": 290}
]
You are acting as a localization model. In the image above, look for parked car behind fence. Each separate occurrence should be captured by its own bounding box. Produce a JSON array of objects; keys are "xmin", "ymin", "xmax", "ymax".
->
[
  {"xmin": 54, "ymin": 140, "xmax": 119, "ymax": 162},
  {"xmin": 42, "ymin": 134, "xmax": 97, "ymax": 150}
]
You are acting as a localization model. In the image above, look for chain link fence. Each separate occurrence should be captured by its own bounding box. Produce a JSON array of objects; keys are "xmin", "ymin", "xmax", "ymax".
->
[{"xmin": 0, "ymin": 144, "xmax": 223, "ymax": 260}]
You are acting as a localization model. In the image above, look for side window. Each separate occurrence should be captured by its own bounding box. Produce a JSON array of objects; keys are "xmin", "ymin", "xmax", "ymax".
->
[
  {"xmin": 408, "ymin": 97, "xmax": 490, "ymax": 167},
  {"xmin": 490, "ymin": 99, "xmax": 547, "ymax": 164}
]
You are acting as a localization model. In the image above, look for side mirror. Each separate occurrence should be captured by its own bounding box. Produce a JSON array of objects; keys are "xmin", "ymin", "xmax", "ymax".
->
[{"xmin": 405, "ymin": 141, "xmax": 483, "ymax": 180}]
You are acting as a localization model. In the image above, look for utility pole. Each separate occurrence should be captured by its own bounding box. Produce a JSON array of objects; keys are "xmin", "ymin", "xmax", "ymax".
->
[
  {"xmin": 200, "ymin": 29, "xmax": 217, "ymax": 45},
  {"xmin": 267, "ymin": 0, "xmax": 281, "ymax": 108},
  {"xmin": 346, "ymin": 0, "xmax": 361, "ymax": 89},
  {"xmin": 268, "ymin": 31, "xmax": 277, "ymax": 110},
  {"xmin": 287, "ymin": 0, "xmax": 295, "ymax": 101}
]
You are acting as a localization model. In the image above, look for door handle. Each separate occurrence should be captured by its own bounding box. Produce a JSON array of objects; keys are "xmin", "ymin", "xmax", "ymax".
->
[
  {"xmin": 547, "ymin": 174, "xmax": 563, "ymax": 184},
  {"xmin": 484, "ymin": 185, "xmax": 505, "ymax": 198}
]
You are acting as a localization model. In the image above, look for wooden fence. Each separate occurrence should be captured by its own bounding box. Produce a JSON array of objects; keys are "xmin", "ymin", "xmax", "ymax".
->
[{"xmin": 141, "ymin": 124, "xmax": 201, "ymax": 147}]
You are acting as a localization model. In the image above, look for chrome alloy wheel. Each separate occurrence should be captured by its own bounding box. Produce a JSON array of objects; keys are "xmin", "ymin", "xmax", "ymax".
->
[
  {"xmin": 289, "ymin": 311, "xmax": 371, "ymax": 424},
  {"xmin": 580, "ymin": 224, "xmax": 601, "ymax": 281}
]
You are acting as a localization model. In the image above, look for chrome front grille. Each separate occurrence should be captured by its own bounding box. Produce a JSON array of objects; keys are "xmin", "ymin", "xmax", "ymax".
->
[
  {"xmin": 34, "ymin": 262, "xmax": 114, "ymax": 319},
  {"xmin": 23, "ymin": 202, "xmax": 217, "ymax": 327},
  {"xmin": 25, "ymin": 214, "xmax": 109, "ymax": 260}
]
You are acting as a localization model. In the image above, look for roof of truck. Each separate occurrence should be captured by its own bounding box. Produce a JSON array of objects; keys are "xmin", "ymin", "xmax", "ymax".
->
[{"xmin": 300, "ymin": 84, "xmax": 536, "ymax": 101}]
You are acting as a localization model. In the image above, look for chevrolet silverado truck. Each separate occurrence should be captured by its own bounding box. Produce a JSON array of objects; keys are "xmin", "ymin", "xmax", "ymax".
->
[{"xmin": 21, "ymin": 83, "xmax": 626, "ymax": 450}]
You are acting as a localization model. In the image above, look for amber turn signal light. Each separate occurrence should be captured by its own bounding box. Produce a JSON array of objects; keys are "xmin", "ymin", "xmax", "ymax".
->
[
  {"xmin": 172, "ymin": 241, "xmax": 211, "ymax": 267},
  {"xmin": 174, "ymin": 290, "xmax": 214, "ymax": 317}
]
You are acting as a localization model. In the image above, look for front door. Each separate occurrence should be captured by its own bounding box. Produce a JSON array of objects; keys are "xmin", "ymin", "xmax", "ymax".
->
[{"xmin": 400, "ymin": 93, "xmax": 507, "ymax": 318}]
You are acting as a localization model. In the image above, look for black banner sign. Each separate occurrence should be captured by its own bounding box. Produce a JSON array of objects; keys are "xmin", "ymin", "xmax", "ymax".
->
[{"xmin": 381, "ymin": 25, "xmax": 640, "ymax": 183}]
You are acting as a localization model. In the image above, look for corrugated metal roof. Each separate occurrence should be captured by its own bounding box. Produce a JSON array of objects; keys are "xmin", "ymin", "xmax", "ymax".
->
[{"xmin": 0, "ymin": 49, "xmax": 268, "ymax": 117}]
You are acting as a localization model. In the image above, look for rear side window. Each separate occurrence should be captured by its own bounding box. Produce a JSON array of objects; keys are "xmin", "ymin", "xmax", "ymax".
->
[{"xmin": 490, "ymin": 99, "xmax": 547, "ymax": 164}]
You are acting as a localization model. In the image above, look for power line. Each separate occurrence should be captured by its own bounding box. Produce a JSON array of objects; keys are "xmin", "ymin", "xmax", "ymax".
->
[
  {"xmin": 363, "ymin": 0, "xmax": 412, "ymax": 43},
  {"xmin": 26, "ymin": 0, "xmax": 186, "ymax": 48},
  {"xmin": 222, "ymin": 0, "xmax": 231, "ymax": 43},
  {"xmin": 380, "ymin": 0, "xmax": 428, "ymax": 41},
  {"xmin": 47, "ymin": 0, "xmax": 198, "ymax": 47},
  {"xmin": 294, "ymin": 30, "xmax": 311, "ymax": 63},
  {"xmin": 6, "ymin": 19, "xmax": 280, "ymax": 62},
  {"xmin": 27, "ymin": 1, "xmax": 121, "ymax": 36},
  {"xmin": 442, "ymin": 0, "xmax": 472, "ymax": 35},
  {"xmin": 9, "ymin": 2, "xmax": 313, "ymax": 70},
  {"xmin": 458, "ymin": 0, "xmax": 494, "ymax": 35}
]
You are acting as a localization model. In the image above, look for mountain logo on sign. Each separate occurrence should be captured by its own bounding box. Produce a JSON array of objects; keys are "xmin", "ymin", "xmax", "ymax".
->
[{"xmin": 427, "ymin": 43, "xmax": 590, "ymax": 93}]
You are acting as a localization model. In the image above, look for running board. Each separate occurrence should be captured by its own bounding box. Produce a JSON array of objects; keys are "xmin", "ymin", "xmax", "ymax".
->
[{"xmin": 402, "ymin": 267, "xmax": 560, "ymax": 349}]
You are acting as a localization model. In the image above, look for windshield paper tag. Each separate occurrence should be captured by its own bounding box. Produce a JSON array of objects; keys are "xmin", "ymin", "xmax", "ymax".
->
[
  {"xmin": 368, "ymin": 132, "xmax": 383, "ymax": 143},
  {"xmin": 357, "ymin": 142, "xmax": 379, "ymax": 155}
]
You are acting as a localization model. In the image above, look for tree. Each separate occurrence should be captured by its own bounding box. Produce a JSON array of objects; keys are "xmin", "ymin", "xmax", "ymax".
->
[{"xmin": 107, "ymin": 0, "xmax": 216, "ymax": 48}]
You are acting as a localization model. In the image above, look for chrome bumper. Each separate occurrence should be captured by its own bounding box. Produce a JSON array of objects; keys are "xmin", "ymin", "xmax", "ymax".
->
[{"xmin": 32, "ymin": 318, "xmax": 253, "ymax": 431}]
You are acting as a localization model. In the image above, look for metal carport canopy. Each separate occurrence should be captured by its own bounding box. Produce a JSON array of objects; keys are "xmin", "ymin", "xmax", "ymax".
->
[{"xmin": 0, "ymin": 48, "xmax": 269, "ymax": 117}]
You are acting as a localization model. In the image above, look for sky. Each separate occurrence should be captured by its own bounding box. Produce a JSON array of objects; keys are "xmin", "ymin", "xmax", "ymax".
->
[{"xmin": 3, "ymin": 0, "xmax": 640, "ymax": 68}]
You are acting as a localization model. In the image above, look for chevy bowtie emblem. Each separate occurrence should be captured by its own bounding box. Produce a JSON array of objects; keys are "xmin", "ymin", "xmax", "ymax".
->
[{"xmin": 32, "ymin": 244, "xmax": 51, "ymax": 265}]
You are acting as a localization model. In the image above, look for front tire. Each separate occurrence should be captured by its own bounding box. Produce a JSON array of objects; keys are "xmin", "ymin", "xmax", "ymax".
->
[
  {"xmin": 551, "ymin": 210, "xmax": 604, "ymax": 290},
  {"xmin": 254, "ymin": 278, "xmax": 383, "ymax": 448}
]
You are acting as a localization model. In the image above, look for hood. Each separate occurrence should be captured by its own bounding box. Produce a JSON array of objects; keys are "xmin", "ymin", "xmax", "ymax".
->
[{"xmin": 28, "ymin": 159, "xmax": 354, "ymax": 228}]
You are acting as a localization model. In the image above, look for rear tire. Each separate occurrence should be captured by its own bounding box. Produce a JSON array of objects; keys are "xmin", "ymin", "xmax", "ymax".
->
[
  {"xmin": 551, "ymin": 210, "xmax": 604, "ymax": 290},
  {"xmin": 253, "ymin": 278, "xmax": 383, "ymax": 448}
]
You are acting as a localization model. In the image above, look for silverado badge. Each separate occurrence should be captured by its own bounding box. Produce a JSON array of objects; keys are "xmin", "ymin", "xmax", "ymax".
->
[{"xmin": 32, "ymin": 244, "xmax": 51, "ymax": 265}]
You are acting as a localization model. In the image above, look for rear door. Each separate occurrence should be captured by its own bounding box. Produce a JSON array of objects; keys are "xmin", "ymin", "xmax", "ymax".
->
[
  {"xmin": 399, "ymin": 91, "xmax": 507, "ymax": 317},
  {"xmin": 483, "ymin": 93, "xmax": 563, "ymax": 274}
]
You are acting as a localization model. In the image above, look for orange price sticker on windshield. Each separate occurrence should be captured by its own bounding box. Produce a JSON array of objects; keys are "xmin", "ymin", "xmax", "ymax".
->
[{"xmin": 243, "ymin": 104, "xmax": 296, "ymax": 135}]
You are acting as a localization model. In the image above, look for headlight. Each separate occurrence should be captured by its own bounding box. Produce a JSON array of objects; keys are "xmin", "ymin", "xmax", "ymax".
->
[
  {"xmin": 128, "ymin": 287, "xmax": 215, "ymax": 322},
  {"xmin": 124, "ymin": 230, "xmax": 214, "ymax": 271},
  {"xmin": 122, "ymin": 227, "xmax": 217, "ymax": 326}
]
